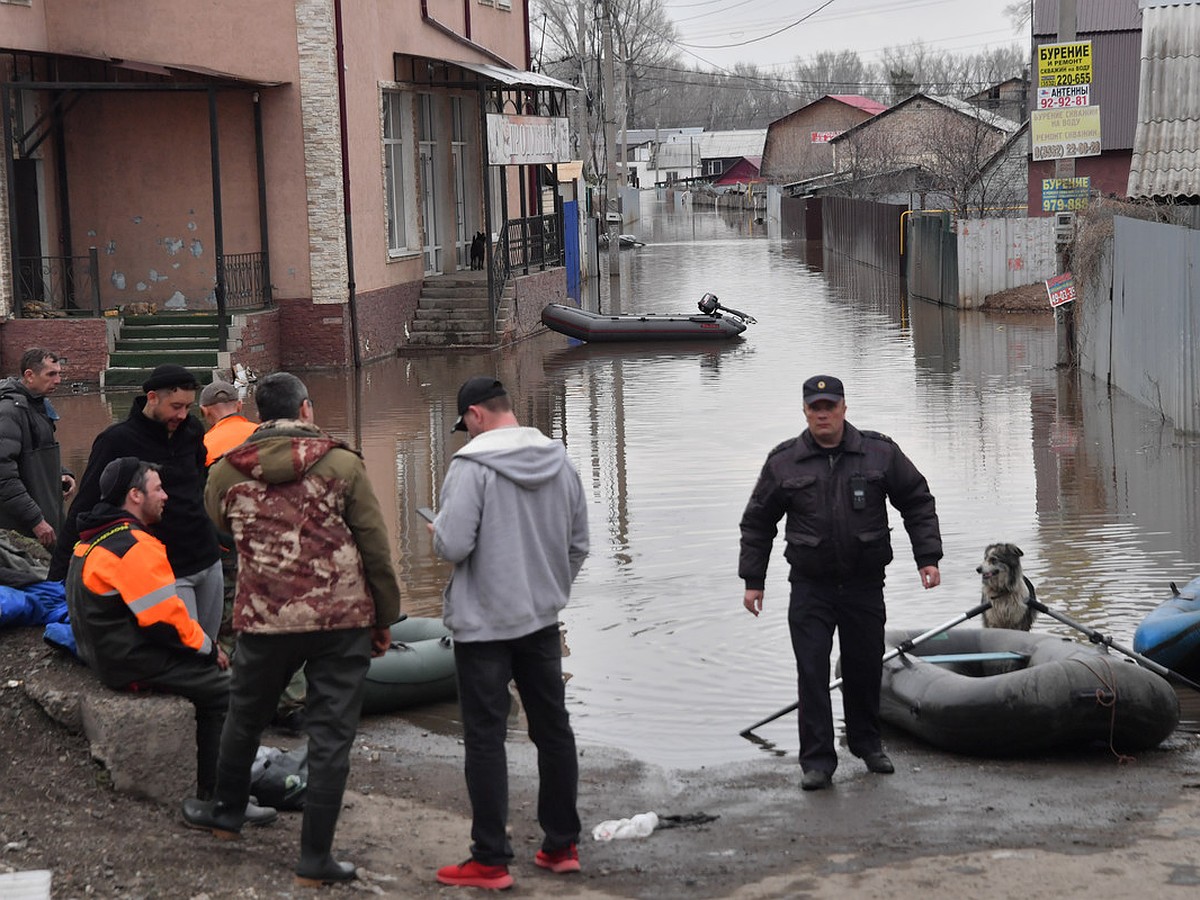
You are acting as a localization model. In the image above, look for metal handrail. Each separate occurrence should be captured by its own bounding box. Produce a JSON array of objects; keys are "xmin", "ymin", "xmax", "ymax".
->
[{"xmin": 16, "ymin": 249, "xmax": 101, "ymax": 316}]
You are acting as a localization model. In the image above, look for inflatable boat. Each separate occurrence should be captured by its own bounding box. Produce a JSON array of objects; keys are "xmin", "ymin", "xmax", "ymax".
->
[
  {"xmin": 541, "ymin": 293, "xmax": 755, "ymax": 343},
  {"xmin": 1134, "ymin": 576, "xmax": 1200, "ymax": 680},
  {"xmin": 361, "ymin": 617, "xmax": 457, "ymax": 714},
  {"xmin": 874, "ymin": 628, "xmax": 1179, "ymax": 755}
]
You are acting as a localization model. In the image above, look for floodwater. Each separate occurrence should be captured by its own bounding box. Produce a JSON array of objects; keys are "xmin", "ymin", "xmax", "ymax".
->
[{"xmin": 50, "ymin": 200, "xmax": 1200, "ymax": 768}]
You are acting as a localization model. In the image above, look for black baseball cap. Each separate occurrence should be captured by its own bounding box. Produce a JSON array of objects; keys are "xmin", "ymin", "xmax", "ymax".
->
[
  {"xmin": 803, "ymin": 375, "xmax": 844, "ymax": 404},
  {"xmin": 452, "ymin": 377, "xmax": 507, "ymax": 432},
  {"xmin": 98, "ymin": 456, "xmax": 143, "ymax": 505}
]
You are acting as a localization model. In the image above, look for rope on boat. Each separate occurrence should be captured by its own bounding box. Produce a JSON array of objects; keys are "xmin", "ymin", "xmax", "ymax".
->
[{"xmin": 1071, "ymin": 656, "xmax": 1137, "ymax": 765}]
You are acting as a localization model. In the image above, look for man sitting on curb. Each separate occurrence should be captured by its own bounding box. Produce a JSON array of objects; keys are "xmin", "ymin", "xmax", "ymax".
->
[{"xmin": 64, "ymin": 455, "xmax": 273, "ymax": 824}]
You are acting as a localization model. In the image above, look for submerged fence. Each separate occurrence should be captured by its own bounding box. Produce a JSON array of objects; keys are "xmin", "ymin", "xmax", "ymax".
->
[{"xmin": 1078, "ymin": 215, "xmax": 1200, "ymax": 434}]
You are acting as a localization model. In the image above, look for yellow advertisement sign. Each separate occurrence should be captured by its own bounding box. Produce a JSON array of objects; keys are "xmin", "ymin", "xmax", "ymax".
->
[
  {"xmin": 1037, "ymin": 41, "xmax": 1093, "ymax": 88},
  {"xmin": 1031, "ymin": 106, "xmax": 1102, "ymax": 161}
]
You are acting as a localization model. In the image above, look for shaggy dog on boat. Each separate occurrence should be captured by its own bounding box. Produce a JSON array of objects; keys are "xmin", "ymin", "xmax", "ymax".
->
[
  {"xmin": 469, "ymin": 231, "xmax": 486, "ymax": 270},
  {"xmin": 977, "ymin": 542, "xmax": 1037, "ymax": 630}
]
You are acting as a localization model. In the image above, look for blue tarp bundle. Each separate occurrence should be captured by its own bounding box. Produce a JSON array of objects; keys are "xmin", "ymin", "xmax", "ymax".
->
[
  {"xmin": 0, "ymin": 581, "xmax": 66, "ymax": 628},
  {"xmin": 0, "ymin": 580, "xmax": 76, "ymax": 657}
]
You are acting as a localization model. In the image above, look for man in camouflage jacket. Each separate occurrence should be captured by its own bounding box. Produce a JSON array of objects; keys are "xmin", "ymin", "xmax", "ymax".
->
[{"xmin": 182, "ymin": 373, "xmax": 401, "ymax": 887}]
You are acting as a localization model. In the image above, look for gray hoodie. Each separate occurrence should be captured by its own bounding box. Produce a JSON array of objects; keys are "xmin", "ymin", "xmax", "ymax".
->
[{"xmin": 434, "ymin": 425, "xmax": 589, "ymax": 642}]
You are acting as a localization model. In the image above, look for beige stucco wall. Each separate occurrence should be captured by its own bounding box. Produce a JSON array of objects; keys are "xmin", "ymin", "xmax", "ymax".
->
[
  {"xmin": 340, "ymin": 0, "xmax": 526, "ymax": 292},
  {"xmin": 42, "ymin": 0, "xmax": 297, "ymax": 85},
  {"xmin": 64, "ymin": 92, "xmax": 261, "ymax": 309},
  {"xmin": 0, "ymin": 1, "xmax": 46, "ymax": 48},
  {"xmin": 761, "ymin": 100, "xmax": 876, "ymax": 184}
]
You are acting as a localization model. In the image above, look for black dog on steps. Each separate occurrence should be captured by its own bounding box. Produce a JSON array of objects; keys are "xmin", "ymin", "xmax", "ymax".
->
[{"xmin": 469, "ymin": 232, "xmax": 486, "ymax": 270}]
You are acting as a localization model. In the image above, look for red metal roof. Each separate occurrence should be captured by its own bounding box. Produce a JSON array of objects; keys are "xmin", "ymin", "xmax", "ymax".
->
[{"xmin": 826, "ymin": 94, "xmax": 888, "ymax": 115}]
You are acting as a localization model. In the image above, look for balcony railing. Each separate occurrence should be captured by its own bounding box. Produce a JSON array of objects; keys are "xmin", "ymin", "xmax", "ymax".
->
[
  {"xmin": 14, "ymin": 249, "xmax": 271, "ymax": 317},
  {"xmin": 222, "ymin": 251, "xmax": 272, "ymax": 310},
  {"xmin": 16, "ymin": 250, "xmax": 101, "ymax": 316}
]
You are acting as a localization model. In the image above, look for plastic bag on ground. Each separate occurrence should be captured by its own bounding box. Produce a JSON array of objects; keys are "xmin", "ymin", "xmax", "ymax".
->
[{"xmin": 591, "ymin": 811, "xmax": 659, "ymax": 841}]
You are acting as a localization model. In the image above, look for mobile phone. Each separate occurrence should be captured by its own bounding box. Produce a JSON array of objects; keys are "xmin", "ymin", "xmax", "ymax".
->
[{"xmin": 416, "ymin": 506, "xmax": 436, "ymax": 523}]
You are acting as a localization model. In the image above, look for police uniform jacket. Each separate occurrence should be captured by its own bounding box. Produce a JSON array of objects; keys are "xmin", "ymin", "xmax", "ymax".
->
[{"xmin": 738, "ymin": 422, "xmax": 942, "ymax": 588}]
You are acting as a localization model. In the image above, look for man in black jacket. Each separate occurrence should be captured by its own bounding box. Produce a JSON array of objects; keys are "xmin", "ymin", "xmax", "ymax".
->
[
  {"xmin": 51, "ymin": 365, "xmax": 222, "ymax": 639},
  {"xmin": 0, "ymin": 349, "xmax": 75, "ymax": 546},
  {"xmin": 739, "ymin": 375, "xmax": 942, "ymax": 791}
]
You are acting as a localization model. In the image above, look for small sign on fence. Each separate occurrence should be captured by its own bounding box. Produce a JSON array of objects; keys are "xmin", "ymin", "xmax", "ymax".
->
[{"xmin": 1045, "ymin": 272, "xmax": 1076, "ymax": 308}]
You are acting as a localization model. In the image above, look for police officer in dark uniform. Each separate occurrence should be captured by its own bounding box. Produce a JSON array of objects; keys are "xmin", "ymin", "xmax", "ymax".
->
[{"xmin": 738, "ymin": 375, "xmax": 942, "ymax": 790}]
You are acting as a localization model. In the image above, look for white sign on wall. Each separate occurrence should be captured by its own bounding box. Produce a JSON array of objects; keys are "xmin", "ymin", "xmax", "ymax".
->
[{"xmin": 486, "ymin": 114, "xmax": 571, "ymax": 165}]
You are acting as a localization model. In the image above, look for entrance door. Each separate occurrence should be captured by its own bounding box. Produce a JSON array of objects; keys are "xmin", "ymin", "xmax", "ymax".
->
[
  {"xmin": 13, "ymin": 158, "xmax": 44, "ymax": 306},
  {"xmin": 418, "ymin": 95, "xmax": 441, "ymax": 275}
]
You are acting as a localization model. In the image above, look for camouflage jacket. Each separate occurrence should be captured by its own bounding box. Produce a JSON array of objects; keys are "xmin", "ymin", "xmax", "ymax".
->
[{"xmin": 205, "ymin": 419, "xmax": 401, "ymax": 634}]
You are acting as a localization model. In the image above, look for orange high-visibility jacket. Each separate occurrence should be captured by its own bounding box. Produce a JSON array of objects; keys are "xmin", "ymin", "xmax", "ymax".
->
[{"xmin": 65, "ymin": 515, "xmax": 214, "ymax": 688}]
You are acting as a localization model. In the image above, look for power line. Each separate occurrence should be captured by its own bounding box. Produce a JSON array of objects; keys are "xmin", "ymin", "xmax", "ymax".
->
[{"xmin": 676, "ymin": 0, "xmax": 841, "ymax": 50}]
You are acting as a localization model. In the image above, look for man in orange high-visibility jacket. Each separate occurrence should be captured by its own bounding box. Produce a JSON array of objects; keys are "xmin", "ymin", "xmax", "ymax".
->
[
  {"xmin": 199, "ymin": 380, "xmax": 257, "ymax": 467},
  {"xmin": 65, "ymin": 456, "xmax": 266, "ymax": 814}
]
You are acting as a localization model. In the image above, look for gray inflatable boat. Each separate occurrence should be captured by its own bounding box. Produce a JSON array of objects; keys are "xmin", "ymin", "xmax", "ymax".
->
[{"xmin": 875, "ymin": 628, "xmax": 1180, "ymax": 754}]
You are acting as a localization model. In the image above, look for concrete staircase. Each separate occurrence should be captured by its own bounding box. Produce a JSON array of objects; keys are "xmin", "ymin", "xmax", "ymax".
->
[
  {"xmin": 104, "ymin": 312, "xmax": 228, "ymax": 388},
  {"xmin": 407, "ymin": 272, "xmax": 514, "ymax": 348}
]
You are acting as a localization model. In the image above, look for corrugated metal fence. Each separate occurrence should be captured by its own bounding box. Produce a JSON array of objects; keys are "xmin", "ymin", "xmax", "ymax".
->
[
  {"xmin": 821, "ymin": 196, "xmax": 905, "ymax": 275},
  {"xmin": 1078, "ymin": 215, "xmax": 1200, "ymax": 434},
  {"xmin": 907, "ymin": 212, "xmax": 958, "ymax": 306},
  {"xmin": 957, "ymin": 218, "xmax": 1056, "ymax": 308}
]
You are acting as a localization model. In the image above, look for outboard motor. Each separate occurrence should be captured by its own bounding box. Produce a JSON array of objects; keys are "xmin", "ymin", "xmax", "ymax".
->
[{"xmin": 697, "ymin": 292, "xmax": 756, "ymax": 325}]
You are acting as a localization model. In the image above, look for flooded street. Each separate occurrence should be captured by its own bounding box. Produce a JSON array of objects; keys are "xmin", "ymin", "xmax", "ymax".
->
[{"xmin": 51, "ymin": 200, "xmax": 1200, "ymax": 768}]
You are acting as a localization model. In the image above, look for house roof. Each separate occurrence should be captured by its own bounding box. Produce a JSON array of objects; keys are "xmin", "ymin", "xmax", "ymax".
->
[
  {"xmin": 830, "ymin": 93, "xmax": 1020, "ymax": 145},
  {"xmin": 826, "ymin": 94, "xmax": 888, "ymax": 115},
  {"xmin": 688, "ymin": 130, "xmax": 767, "ymax": 159},
  {"xmin": 1128, "ymin": 2, "xmax": 1200, "ymax": 197}
]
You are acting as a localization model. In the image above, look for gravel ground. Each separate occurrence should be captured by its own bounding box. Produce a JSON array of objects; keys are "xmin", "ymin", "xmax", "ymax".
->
[{"xmin": 4, "ymin": 625, "xmax": 1200, "ymax": 899}]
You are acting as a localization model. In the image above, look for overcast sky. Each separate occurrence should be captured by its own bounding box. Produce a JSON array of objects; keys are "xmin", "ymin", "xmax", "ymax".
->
[{"xmin": 661, "ymin": 0, "xmax": 1025, "ymax": 72}]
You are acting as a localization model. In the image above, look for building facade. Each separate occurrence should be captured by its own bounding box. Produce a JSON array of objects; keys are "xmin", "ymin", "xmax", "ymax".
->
[
  {"xmin": 760, "ymin": 95, "xmax": 887, "ymax": 185},
  {"xmin": 1, "ymin": 0, "xmax": 571, "ymax": 378}
]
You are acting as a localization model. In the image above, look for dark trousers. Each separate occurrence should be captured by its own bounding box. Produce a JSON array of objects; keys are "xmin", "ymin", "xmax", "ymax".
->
[
  {"xmin": 213, "ymin": 629, "xmax": 371, "ymax": 813},
  {"xmin": 454, "ymin": 625, "xmax": 581, "ymax": 866},
  {"xmin": 788, "ymin": 579, "xmax": 886, "ymax": 774},
  {"xmin": 139, "ymin": 657, "xmax": 231, "ymax": 798}
]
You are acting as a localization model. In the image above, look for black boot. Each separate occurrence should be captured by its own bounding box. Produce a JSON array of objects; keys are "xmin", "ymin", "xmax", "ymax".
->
[
  {"xmin": 295, "ymin": 799, "xmax": 356, "ymax": 887},
  {"xmin": 181, "ymin": 798, "xmax": 246, "ymax": 840}
]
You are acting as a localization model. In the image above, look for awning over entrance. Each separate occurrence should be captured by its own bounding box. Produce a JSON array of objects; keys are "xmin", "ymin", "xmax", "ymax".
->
[{"xmin": 447, "ymin": 60, "xmax": 579, "ymax": 92}]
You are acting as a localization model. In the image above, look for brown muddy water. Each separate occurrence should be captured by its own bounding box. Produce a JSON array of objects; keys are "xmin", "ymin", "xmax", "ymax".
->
[{"xmin": 49, "ymin": 201, "xmax": 1200, "ymax": 767}]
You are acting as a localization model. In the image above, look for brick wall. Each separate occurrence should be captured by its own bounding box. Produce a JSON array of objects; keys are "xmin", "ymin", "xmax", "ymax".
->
[
  {"xmin": 506, "ymin": 267, "xmax": 568, "ymax": 343},
  {"xmin": 276, "ymin": 297, "xmax": 351, "ymax": 368},
  {"xmin": 357, "ymin": 280, "xmax": 420, "ymax": 361},
  {"xmin": 1, "ymin": 319, "xmax": 111, "ymax": 385},
  {"xmin": 227, "ymin": 307, "xmax": 280, "ymax": 378}
]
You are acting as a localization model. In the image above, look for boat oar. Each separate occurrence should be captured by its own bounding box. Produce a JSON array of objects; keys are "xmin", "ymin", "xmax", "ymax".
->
[
  {"xmin": 1027, "ymin": 597, "xmax": 1200, "ymax": 694},
  {"xmin": 738, "ymin": 601, "xmax": 993, "ymax": 737}
]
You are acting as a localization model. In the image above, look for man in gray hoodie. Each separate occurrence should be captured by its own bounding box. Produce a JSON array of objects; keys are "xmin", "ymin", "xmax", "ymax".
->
[{"xmin": 432, "ymin": 376, "xmax": 589, "ymax": 891}]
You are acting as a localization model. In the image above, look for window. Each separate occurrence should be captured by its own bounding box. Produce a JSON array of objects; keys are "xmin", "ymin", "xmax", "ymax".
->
[{"xmin": 383, "ymin": 90, "xmax": 416, "ymax": 255}]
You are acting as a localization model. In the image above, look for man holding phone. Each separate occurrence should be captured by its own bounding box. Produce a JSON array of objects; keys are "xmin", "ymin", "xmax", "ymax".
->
[{"xmin": 430, "ymin": 376, "xmax": 589, "ymax": 891}]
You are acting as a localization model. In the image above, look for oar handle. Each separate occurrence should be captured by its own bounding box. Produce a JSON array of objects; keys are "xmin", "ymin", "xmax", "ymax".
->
[{"xmin": 739, "ymin": 601, "xmax": 992, "ymax": 737}]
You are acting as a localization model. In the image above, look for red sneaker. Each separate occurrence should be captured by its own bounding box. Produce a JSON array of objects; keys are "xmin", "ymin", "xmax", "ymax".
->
[
  {"xmin": 436, "ymin": 859, "xmax": 514, "ymax": 890},
  {"xmin": 534, "ymin": 843, "xmax": 580, "ymax": 874}
]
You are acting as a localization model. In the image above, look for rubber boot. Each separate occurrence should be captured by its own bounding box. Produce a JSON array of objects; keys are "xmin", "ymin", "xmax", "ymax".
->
[{"xmin": 294, "ymin": 799, "xmax": 356, "ymax": 887}]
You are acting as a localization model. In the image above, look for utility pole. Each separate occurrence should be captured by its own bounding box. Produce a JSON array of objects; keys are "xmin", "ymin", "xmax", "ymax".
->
[
  {"xmin": 602, "ymin": 0, "xmax": 620, "ymax": 280},
  {"xmin": 1055, "ymin": 0, "xmax": 1077, "ymax": 367},
  {"xmin": 576, "ymin": 1, "xmax": 589, "ymax": 171}
]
